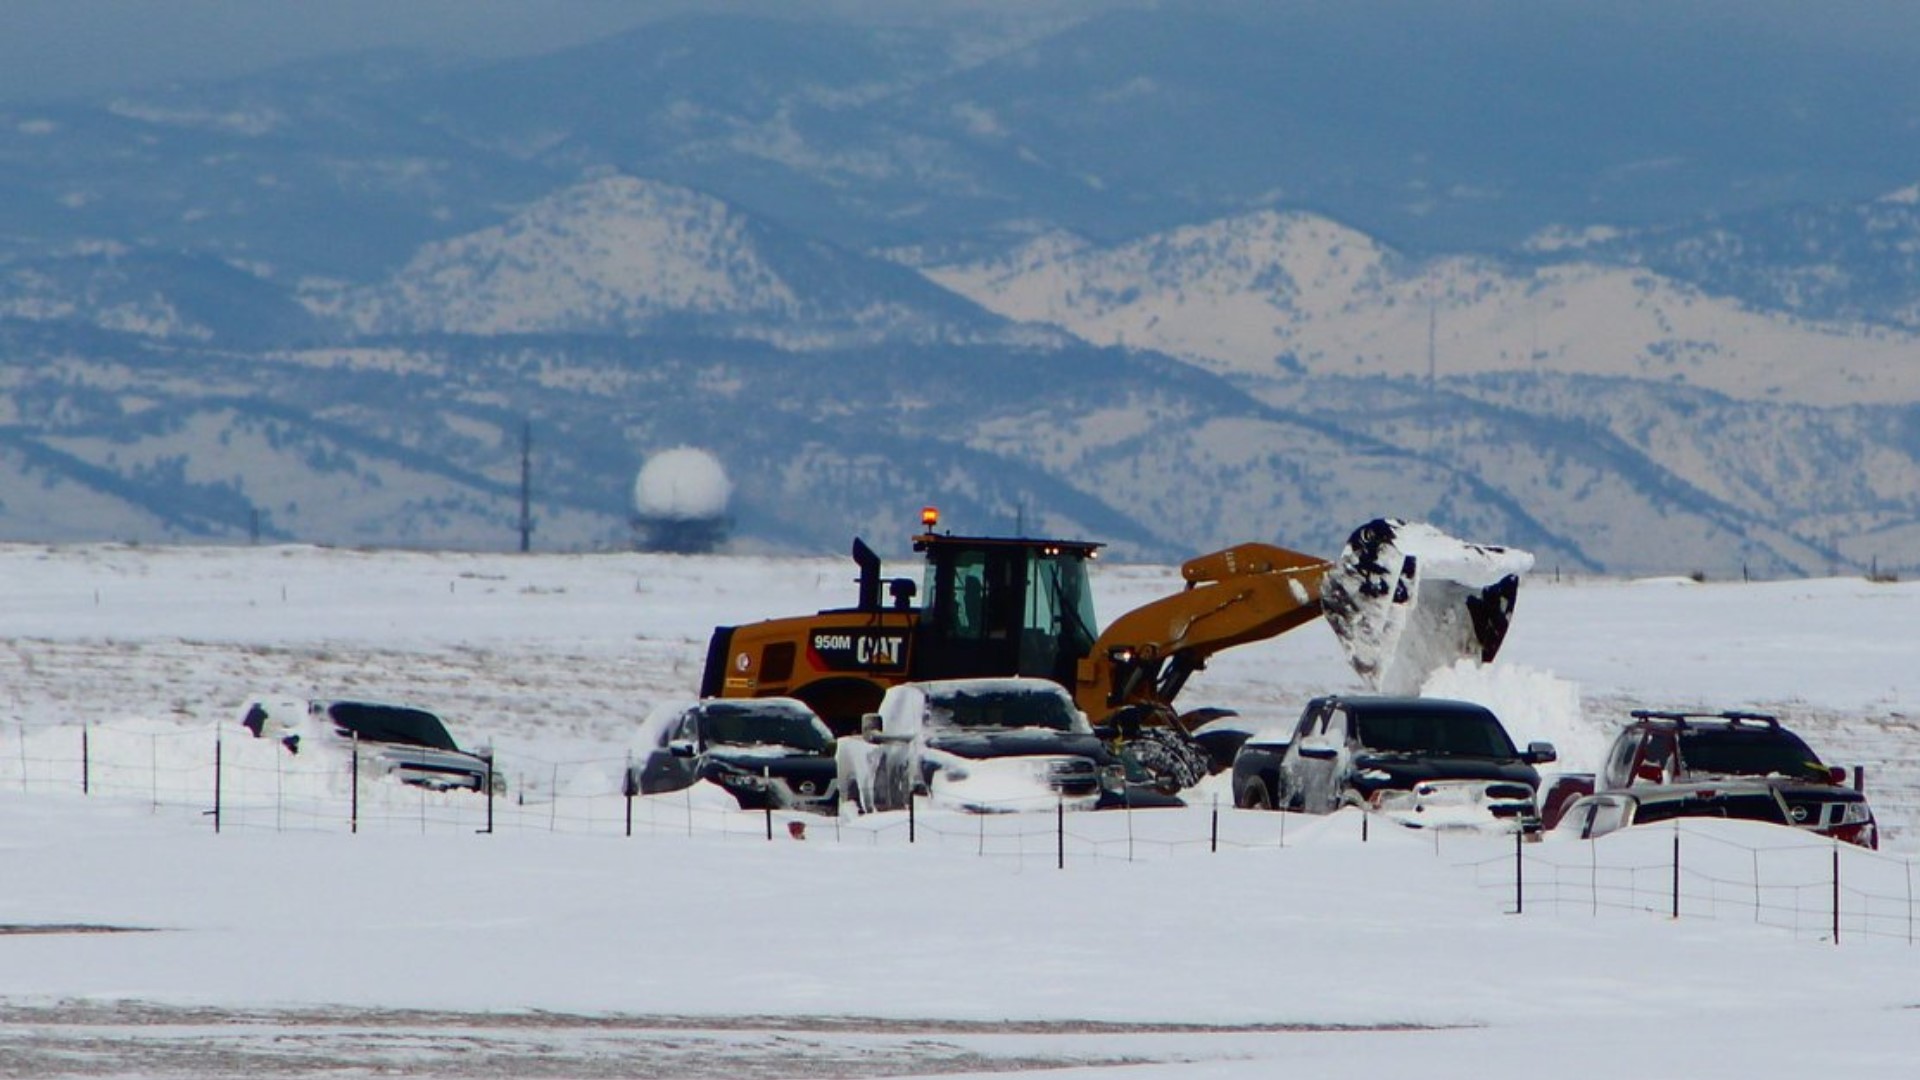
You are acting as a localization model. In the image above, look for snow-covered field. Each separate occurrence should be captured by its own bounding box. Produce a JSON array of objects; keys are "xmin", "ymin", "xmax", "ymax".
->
[{"xmin": 2, "ymin": 543, "xmax": 1918, "ymax": 1078}]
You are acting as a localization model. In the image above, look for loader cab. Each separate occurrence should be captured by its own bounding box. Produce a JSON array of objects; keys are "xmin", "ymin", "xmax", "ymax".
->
[{"xmin": 912, "ymin": 531, "xmax": 1102, "ymax": 688}]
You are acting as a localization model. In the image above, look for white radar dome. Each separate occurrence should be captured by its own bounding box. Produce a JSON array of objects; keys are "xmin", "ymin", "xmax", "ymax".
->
[{"xmin": 633, "ymin": 447, "xmax": 732, "ymax": 521}]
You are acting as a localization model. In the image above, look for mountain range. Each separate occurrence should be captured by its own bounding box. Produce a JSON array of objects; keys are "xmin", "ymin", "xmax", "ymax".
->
[{"xmin": 1, "ymin": 3, "xmax": 1917, "ymax": 577}]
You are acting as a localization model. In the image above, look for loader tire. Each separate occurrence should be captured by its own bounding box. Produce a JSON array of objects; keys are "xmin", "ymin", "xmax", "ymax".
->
[{"xmin": 1129, "ymin": 727, "xmax": 1211, "ymax": 793}]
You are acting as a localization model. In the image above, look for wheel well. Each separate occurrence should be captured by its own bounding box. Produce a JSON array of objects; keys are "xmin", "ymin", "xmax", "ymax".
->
[{"xmin": 1239, "ymin": 774, "xmax": 1273, "ymax": 809}]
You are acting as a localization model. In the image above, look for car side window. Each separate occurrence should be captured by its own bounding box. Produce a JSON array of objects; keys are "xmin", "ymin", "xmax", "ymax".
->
[
  {"xmin": 1294, "ymin": 702, "xmax": 1324, "ymax": 741},
  {"xmin": 1325, "ymin": 707, "xmax": 1350, "ymax": 744},
  {"xmin": 1637, "ymin": 732, "xmax": 1676, "ymax": 783},
  {"xmin": 1603, "ymin": 732, "xmax": 1639, "ymax": 788}
]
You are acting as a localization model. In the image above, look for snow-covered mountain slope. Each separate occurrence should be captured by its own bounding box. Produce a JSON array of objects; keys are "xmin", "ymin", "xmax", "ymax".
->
[
  {"xmin": 321, "ymin": 174, "xmax": 1015, "ymax": 345},
  {"xmin": 925, "ymin": 210, "xmax": 1920, "ymax": 407},
  {"xmin": 2, "ymin": 322, "xmax": 1913, "ymax": 577}
]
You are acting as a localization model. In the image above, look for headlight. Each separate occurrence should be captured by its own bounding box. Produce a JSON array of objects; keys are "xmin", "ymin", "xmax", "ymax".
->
[
  {"xmin": 714, "ymin": 770, "xmax": 768, "ymax": 790},
  {"xmin": 1100, "ymin": 764, "xmax": 1126, "ymax": 793},
  {"xmin": 1836, "ymin": 801, "xmax": 1873, "ymax": 826}
]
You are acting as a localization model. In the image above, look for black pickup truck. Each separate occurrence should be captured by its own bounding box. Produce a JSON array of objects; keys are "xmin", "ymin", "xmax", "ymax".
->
[{"xmin": 1233, "ymin": 694, "xmax": 1555, "ymax": 830}]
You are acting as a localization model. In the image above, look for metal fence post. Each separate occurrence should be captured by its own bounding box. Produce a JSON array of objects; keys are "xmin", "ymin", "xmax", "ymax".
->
[
  {"xmin": 1671, "ymin": 829, "xmax": 1680, "ymax": 919},
  {"xmin": 1833, "ymin": 847, "xmax": 1842, "ymax": 945},
  {"xmin": 212, "ymin": 737, "xmax": 222, "ymax": 834},
  {"xmin": 1056, "ymin": 798, "xmax": 1064, "ymax": 870},
  {"xmin": 483, "ymin": 756, "xmax": 495, "ymax": 835},
  {"xmin": 81, "ymin": 727, "xmax": 89, "ymax": 795},
  {"xmin": 1512, "ymin": 825, "xmax": 1523, "ymax": 914},
  {"xmin": 350, "ymin": 734, "xmax": 360, "ymax": 835}
]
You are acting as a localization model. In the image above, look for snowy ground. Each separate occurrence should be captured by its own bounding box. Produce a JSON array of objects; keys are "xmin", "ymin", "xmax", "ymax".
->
[{"xmin": 2, "ymin": 543, "xmax": 1918, "ymax": 1078}]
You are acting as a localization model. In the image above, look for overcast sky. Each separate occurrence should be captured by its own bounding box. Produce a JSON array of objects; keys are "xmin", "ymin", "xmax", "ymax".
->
[
  {"xmin": 0, "ymin": 1, "xmax": 670, "ymax": 102},
  {"xmin": 4, "ymin": 1, "xmax": 1915, "ymax": 106}
]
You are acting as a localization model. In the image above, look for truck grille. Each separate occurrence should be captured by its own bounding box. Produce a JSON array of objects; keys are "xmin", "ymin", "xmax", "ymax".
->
[
  {"xmin": 1046, "ymin": 758, "xmax": 1100, "ymax": 796},
  {"xmin": 1783, "ymin": 797, "xmax": 1864, "ymax": 829},
  {"xmin": 1485, "ymin": 783, "xmax": 1535, "ymax": 817}
]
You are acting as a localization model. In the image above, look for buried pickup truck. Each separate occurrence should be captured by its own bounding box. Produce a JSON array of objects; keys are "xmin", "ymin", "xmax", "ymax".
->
[
  {"xmin": 1239, "ymin": 694, "xmax": 1556, "ymax": 830},
  {"xmin": 1540, "ymin": 710, "xmax": 1877, "ymax": 848},
  {"xmin": 240, "ymin": 698, "xmax": 497, "ymax": 792},
  {"xmin": 837, "ymin": 677, "xmax": 1179, "ymax": 814}
]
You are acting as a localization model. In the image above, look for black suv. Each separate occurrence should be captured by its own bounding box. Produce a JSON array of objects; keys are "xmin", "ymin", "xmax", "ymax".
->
[
  {"xmin": 623, "ymin": 698, "xmax": 840, "ymax": 812},
  {"xmin": 1540, "ymin": 710, "xmax": 1877, "ymax": 848},
  {"xmin": 1248, "ymin": 695, "xmax": 1555, "ymax": 829}
]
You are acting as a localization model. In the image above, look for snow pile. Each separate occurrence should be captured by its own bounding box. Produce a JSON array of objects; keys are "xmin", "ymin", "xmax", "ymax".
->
[
  {"xmin": 0, "ymin": 543, "xmax": 1917, "ymax": 1075},
  {"xmin": 1422, "ymin": 659, "xmax": 1605, "ymax": 774}
]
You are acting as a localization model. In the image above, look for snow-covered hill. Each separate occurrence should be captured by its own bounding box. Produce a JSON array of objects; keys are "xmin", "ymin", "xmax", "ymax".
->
[
  {"xmin": 320, "ymin": 174, "xmax": 1015, "ymax": 345},
  {"xmin": 3, "ymin": 11, "xmax": 1920, "ymax": 572},
  {"xmin": 926, "ymin": 209, "xmax": 1920, "ymax": 407}
]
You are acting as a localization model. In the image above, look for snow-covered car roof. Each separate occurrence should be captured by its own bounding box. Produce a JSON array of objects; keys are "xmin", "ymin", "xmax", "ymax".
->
[
  {"xmin": 631, "ymin": 696, "xmax": 828, "ymax": 753},
  {"xmin": 877, "ymin": 677, "xmax": 1087, "ymax": 736}
]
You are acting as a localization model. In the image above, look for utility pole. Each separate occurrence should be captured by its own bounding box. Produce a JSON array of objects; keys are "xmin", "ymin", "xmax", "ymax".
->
[{"xmin": 518, "ymin": 419, "xmax": 533, "ymax": 554}]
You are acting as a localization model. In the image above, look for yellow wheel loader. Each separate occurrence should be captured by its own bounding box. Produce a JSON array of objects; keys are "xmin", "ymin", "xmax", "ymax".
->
[{"xmin": 700, "ymin": 508, "xmax": 1531, "ymax": 790}]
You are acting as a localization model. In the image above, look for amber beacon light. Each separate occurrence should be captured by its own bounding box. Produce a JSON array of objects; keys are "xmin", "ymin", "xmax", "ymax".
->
[{"xmin": 920, "ymin": 505, "xmax": 940, "ymax": 530}]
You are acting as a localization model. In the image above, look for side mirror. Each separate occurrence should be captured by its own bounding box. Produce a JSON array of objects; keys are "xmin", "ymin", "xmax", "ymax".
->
[
  {"xmin": 1524, "ymin": 741, "xmax": 1558, "ymax": 765},
  {"xmin": 667, "ymin": 739, "xmax": 695, "ymax": 758},
  {"xmin": 1827, "ymin": 765, "xmax": 1848, "ymax": 786},
  {"xmin": 1297, "ymin": 735, "xmax": 1339, "ymax": 761}
]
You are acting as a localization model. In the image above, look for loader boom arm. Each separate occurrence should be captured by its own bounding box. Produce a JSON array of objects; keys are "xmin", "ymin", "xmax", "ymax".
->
[
  {"xmin": 1072, "ymin": 520, "xmax": 1532, "ymax": 725},
  {"xmin": 1077, "ymin": 542, "xmax": 1330, "ymax": 720}
]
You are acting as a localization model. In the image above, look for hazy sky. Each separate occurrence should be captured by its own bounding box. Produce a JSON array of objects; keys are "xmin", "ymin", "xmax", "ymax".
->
[
  {"xmin": 5, "ymin": 1, "xmax": 1914, "ymax": 106},
  {"xmin": 0, "ymin": 1, "xmax": 666, "ymax": 102}
]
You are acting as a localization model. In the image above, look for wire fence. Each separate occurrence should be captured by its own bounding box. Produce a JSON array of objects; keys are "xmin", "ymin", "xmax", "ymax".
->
[
  {"xmin": 5, "ymin": 718, "xmax": 1326, "ymax": 858},
  {"xmin": 1463, "ymin": 819, "xmax": 1919, "ymax": 945},
  {"xmin": 11, "ymin": 719, "xmax": 1920, "ymax": 945}
]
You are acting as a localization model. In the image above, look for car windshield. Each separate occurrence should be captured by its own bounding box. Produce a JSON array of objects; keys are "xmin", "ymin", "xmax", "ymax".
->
[
  {"xmin": 1355, "ymin": 708, "xmax": 1517, "ymax": 758},
  {"xmin": 326, "ymin": 703, "xmax": 459, "ymax": 751},
  {"xmin": 1679, "ymin": 728, "xmax": 1828, "ymax": 780},
  {"xmin": 926, "ymin": 687, "xmax": 1075, "ymax": 732},
  {"xmin": 699, "ymin": 704, "xmax": 833, "ymax": 753}
]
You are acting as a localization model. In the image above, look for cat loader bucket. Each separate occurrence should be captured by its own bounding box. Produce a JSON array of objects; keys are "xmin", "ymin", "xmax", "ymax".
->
[{"xmin": 1321, "ymin": 518, "xmax": 1532, "ymax": 695}]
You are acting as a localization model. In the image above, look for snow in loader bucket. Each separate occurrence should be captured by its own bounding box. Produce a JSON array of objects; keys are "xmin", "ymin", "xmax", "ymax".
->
[{"xmin": 1321, "ymin": 519, "xmax": 1533, "ymax": 696}]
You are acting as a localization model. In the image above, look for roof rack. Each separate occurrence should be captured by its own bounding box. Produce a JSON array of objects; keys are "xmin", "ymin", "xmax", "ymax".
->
[{"xmin": 1629, "ymin": 709, "xmax": 1779, "ymax": 729}]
